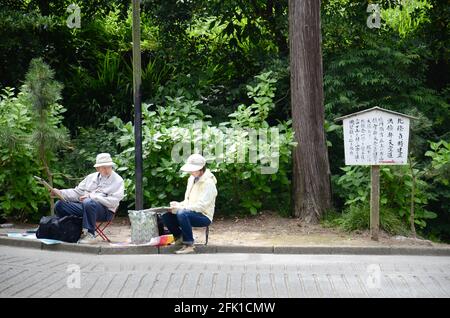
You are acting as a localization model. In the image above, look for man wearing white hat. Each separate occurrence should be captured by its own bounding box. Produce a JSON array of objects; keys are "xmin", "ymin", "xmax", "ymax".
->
[
  {"xmin": 51, "ymin": 153, "xmax": 125, "ymax": 244},
  {"xmin": 163, "ymin": 153, "xmax": 218, "ymax": 254}
]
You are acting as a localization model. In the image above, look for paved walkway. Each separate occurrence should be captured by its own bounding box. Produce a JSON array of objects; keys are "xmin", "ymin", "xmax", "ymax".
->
[{"xmin": 1, "ymin": 246, "xmax": 449, "ymax": 298}]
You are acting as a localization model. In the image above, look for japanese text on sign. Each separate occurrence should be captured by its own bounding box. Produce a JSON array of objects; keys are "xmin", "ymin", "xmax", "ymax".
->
[{"xmin": 343, "ymin": 110, "xmax": 410, "ymax": 165}]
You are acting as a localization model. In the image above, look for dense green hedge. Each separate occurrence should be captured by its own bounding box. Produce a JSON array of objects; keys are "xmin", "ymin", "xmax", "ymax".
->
[{"xmin": 0, "ymin": 0, "xmax": 448, "ymax": 240}]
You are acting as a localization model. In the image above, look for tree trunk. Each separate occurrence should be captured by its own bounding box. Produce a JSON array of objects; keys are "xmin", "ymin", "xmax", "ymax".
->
[
  {"xmin": 289, "ymin": 0, "xmax": 331, "ymax": 223},
  {"xmin": 40, "ymin": 144, "xmax": 55, "ymax": 215}
]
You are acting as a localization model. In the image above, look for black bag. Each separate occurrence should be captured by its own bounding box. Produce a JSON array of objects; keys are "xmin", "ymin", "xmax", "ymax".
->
[
  {"xmin": 157, "ymin": 214, "xmax": 170, "ymax": 236},
  {"xmin": 36, "ymin": 215, "xmax": 83, "ymax": 243}
]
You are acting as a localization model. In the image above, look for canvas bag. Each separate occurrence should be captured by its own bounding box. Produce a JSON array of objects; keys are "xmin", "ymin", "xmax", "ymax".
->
[{"xmin": 128, "ymin": 210, "xmax": 159, "ymax": 244}]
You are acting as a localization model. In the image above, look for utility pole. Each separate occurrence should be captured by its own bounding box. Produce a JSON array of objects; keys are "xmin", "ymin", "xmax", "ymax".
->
[{"xmin": 132, "ymin": 0, "xmax": 143, "ymax": 210}]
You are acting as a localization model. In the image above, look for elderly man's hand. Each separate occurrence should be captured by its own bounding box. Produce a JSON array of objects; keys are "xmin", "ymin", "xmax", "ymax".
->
[
  {"xmin": 79, "ymin": 194, "xmax": 90, "ymax": 202},
  {"xmin": 50, "ymin": 188, "xmax": 62, "ymax": 198}
]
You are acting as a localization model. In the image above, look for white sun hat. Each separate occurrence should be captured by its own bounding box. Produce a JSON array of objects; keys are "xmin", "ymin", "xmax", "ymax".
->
[
  {"xmin": 180, "ymin": 154, "xmax": 206, "ymax": 172},
  {"xmin": 93, "ymin": 153, "xmax": 115, "ymax": 168}
]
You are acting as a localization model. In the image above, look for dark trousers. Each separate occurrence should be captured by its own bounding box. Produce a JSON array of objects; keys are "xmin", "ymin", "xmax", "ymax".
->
[
  {"xmin": 55, "ymin": 199, "xmax": 113, "ymax": 235},
  {"xmin": 161, "ymin": 209, "xmax": 211, "ymax": 245}
]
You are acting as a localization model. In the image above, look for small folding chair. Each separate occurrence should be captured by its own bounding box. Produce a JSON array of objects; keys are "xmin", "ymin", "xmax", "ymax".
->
[
  {"xmin": 194, "ymin": 226, "xmax": 210, "ymax": 245},
  {"xmin": 96, "ymin": 213, "xmax": 115, "ymax": 242},
  {"xmin": 205, "ymin": 226, "xmax": 210, "ymax": 245}
]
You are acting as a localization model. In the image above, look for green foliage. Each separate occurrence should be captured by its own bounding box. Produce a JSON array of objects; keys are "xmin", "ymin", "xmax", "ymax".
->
[
  {"xmin": 425, "ymin": 140, "xmax": 450, "ymax": 185},
  {"xmin": 334, "ymin": 163, "xmax": 436, "ymax": 231},
  {"xmin": 0, "ymin": 8, "xmax": 58, "ymax": 89},
  {"xmin": 0, "ymin": 88, "xmax": 47, "ymax": 220},
  {"xmin": 56, "ymin": 126, "xmax": 120, "ymax": 187},
  {"xmin": 228, "ymin": 72, "xmax": 277, "ymax": 127},
  {"xmin": 24, "ymin": 58, "xmax": 68, "ymax": 155},
  {"xmin": 423, "ymin": 140, "xmax": 450, "ymax": 241},
  {"xmin": 382, "ymin": 0, "xmax": 433, "ymax": 37},
  {"xmin": 110, "ymin": 72, "xmax": 295, "ymax": 215},
  {"xmin": 0, "ymin": 0, "xmax": 448, "ymax": 239},
  {"xmin": 324, "ymin": 37, "xmax": 447, "ymax": 124},
  {"xmin": 23, "ymin": 58, "xmax": 68, "ymax": 213},
  {"xmin": 323, "ymin": 204, "xmax": 410, "ymax": 236},
  {"xmin": 0, "ymin": 59, "xmax": 68, "ymax": 220}
]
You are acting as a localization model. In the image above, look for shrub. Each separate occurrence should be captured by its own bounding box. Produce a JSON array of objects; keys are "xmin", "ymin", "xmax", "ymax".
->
[
  {"xmin": 323, "ymin": 204, "xmax": 410, "ymax": 236},
  {"xmin": 333, "ymin": 163, "xmax": 436, "ymax": 232},
  {"xmin": 0, "ymin": 88, "xmax": 46, "ymax": 221},
  {"xmin": 110, "ymin": 71, "xmax": 296, "ymax": 215},
  {"xmin": 423, "ymin": 140, "xmax": 450, "ymax": 241}
]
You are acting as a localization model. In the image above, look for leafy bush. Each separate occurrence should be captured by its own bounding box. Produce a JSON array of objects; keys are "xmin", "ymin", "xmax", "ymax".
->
[
  {"xmin": 333, "ymin": 163, "xmax": 436, "ymax": 231},
  {"xmin": 57, "ymin": 126, "xmax": 120, "ymax": 186},
  {"xmin": 0, "ymin": 88, "xmax": 46, "ymax": 221},
  {"xmin": 423, "ymin": 140, "xmax": 450, "ymax": 241},
  {"xmin": 0, "ymin": 60, "xmax": 69, "ymax": 221},
  {"xmin": 425, "ymin": 140, "xmax": 450, "ymax": 186},
  {"xmin": 110, "ymin": 71, "xmax": 296, "ymax": 215}
]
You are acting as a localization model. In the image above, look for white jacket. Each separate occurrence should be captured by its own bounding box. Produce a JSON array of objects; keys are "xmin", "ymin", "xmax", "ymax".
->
[
  {"xmin": 60, "ymin": 171, "xmax": 125, "ymax": 212},
  {"xmin": 178, "ymin": 169, "xmax": 218, "ymax": 221}
]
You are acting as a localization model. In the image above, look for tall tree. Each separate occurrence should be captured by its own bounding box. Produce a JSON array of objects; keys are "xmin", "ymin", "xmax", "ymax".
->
[
  {"xmin": 289, "ymin": 0, "xmax": 331, "ymax": 223},
  {"xmin": 24, "ymin": 58, "xmax": 67, "ymax": 214}
]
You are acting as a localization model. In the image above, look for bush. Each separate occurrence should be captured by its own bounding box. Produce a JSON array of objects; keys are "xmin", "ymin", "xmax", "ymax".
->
[
  {"xmin": 57, "ymin": 126, "xmax": 120, "ymax": 186},
  {"xmin": 323, "ymin": 204, "xmax": 410, "ymax": 236},
  {"xmin": 110, "ymin": 71, "xmax": 296, "ymax": 215},
  {"xmin": 425, "ymin": 140, "xmax": 450, "ymax": 186},
  {"xmin": 333, "ymin": 163, "xmax": 436, "ymax": 233},
  {"xmin": 423, "ymin": 140, "xmax": 450, "ymax": 241},
  {"xmin": 0, "ymin": 88, "xmax": 47, "ymax": 221},
  {"xmin": 0, "ymin": 77, "xmax": 68, "ymax": 221}
]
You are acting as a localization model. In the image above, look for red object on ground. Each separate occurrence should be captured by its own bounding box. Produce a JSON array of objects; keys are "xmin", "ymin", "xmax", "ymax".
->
[{"xmin": 96, "ymin": 215, "xmax": 115, "ymax": 242}]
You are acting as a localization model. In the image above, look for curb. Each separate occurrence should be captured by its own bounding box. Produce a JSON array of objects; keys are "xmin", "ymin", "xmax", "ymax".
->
[{"xmin": 1, "ymin": 237, "xmax": 450, "ymax": 256}]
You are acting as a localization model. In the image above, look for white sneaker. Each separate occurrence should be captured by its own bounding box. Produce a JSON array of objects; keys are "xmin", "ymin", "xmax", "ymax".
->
[
  {"xmin": 175, "ymin": 245, "xmax": 195, "ymax": 254},
  {"xmin": 78, "ymin": 232, "xmax": 96, "ymax": 244}
]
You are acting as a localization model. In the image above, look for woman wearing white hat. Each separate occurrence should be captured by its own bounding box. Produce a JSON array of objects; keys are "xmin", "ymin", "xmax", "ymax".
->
[
  {"xmin": 51, "ymin": 153, "xmax": 125, "ymax": 244},
  {"xmin": 162, "ymin": 153, "xmax": 218, "ymax": 254}
]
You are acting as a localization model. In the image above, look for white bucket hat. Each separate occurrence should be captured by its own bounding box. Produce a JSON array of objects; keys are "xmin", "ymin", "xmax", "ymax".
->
[
  {"xmin": 93, "ymin": 153, "xmax": 115, "ymax": 168},
  {"xmin": 180, "ymin": 154, "xmax": 206, "ymax": 172}
]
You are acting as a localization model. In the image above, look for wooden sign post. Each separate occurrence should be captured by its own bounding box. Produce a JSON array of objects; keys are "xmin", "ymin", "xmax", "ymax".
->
[
  {"xmin": 370, "ymin": 165, "xmax": 380, "ymax": 240},
  {"xmin": 336, "ymin": 107, "xmax": 417, "ymax": 241}
]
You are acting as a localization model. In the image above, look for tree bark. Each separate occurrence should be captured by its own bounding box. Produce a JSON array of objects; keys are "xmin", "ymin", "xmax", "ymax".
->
[
  {"xmin": 40, "ymin": 143, "xmax": 55, "ymax": 216},
  {"xmin": 289, "ymin": 0, "xmax": 331, "ymax": 223}
]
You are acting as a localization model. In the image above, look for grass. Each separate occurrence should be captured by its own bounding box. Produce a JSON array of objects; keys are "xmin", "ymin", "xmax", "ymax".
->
[{"xmin": 322, "ymin": 204, "xmax": 410, "ymax": 236}]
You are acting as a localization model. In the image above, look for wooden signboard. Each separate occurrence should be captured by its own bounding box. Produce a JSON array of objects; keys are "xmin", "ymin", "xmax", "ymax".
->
[{"xmin": 336, "ymin": 107, "xmax": 417, "ymax": 240}]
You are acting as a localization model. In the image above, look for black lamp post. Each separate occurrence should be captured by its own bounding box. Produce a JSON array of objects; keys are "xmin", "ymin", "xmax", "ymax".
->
[{"xmin": 132, "ymin": 0, "xmax": 143, "ymax": 210}]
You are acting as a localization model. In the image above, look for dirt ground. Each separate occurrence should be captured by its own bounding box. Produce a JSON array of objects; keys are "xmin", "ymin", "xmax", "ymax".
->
[
  {"xmin": 2, "ymin": 212, "xmax": 448, "ymax": 248},
  {"xmin": 206, "ymin": 211, "xmax": 445, "ymax": 247},
  {"xmin": 98, "ymin": 212, "xmax": 448, "ymax": 247}
]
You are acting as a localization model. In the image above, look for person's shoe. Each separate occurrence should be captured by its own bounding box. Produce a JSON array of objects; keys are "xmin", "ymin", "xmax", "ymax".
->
[
  {"xmin": 77, "ymin": 232, "xmax": 96, "ymax": 244},
  {"xmin": 175, "ymin": 245, "xmax": 195, "ymax": 254},
  {"xmin": 79, "ymin": 228, "xmax": 88, "ymax": 238},
  {"xmin": 172, "ymin": 237, "xmax": 184, "ymax": 246}
]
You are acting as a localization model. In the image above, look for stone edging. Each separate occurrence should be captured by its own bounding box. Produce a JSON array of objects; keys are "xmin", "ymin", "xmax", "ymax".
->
[{"xmin": 1, "ymin": 237, "xmax": 450, "ymax": 256}]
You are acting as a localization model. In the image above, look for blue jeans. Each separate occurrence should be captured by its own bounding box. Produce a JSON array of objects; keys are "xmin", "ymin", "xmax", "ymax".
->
[
  {"xmin": 161, "ymin": 209, "xmax": 211, "ymax": 245},
  {"xmin": 54, "ymin": 199, "xmax": 113, "ymax": 235}
]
